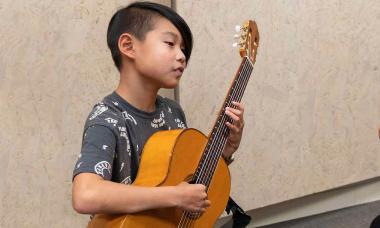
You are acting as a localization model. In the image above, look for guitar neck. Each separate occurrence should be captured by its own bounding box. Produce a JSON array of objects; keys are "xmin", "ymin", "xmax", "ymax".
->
[{"xmin": 194, "ymin": 56, "xmax": 254, "ymax": 187}]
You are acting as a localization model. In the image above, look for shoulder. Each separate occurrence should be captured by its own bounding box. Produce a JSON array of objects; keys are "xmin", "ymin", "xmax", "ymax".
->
[{"xmin": 84, "ymin": 96, "xmax": 125, "ymax": 134}]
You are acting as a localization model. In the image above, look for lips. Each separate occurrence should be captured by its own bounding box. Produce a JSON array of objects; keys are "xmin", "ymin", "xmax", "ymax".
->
[
  {"xmin": 173, "ymin": 66, "xmax": 185, "ymax": 77},
  {"xmin": 175, "ymin": 66, "xmax": 184, "ymax": 73}
]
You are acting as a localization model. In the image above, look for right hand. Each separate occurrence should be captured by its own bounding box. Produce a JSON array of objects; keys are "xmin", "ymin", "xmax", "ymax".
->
[{"xmin": 175, "ymin": 182, "xmax": 211, "ymax": 213}]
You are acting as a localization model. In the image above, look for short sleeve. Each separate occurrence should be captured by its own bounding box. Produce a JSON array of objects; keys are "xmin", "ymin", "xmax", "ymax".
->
[{"xmin": 73, "ymin": 125, "xmax": 116, "ymax": 180}]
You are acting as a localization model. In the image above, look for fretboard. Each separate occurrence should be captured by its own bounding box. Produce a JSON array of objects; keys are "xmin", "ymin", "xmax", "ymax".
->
[{"xmin": 193, "ymin": 56, "xmax": 254, "ymax": 188}]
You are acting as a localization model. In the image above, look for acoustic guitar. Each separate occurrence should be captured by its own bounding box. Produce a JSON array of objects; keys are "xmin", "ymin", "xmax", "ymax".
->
[{"xmin": 88, "ymin": 20, "xmax": 259, "ymax": 228}]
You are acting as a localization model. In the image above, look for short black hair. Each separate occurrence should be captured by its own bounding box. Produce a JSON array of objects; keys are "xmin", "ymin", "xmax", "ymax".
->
[{"xmin": 107, "ymin": 1, "xmax": 193, "ymax": 72}]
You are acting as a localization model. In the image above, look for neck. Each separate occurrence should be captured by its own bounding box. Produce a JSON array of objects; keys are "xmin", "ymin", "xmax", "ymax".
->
[{"xmin": 115, "ymin": 67, "xmax": 159, "ymax": 113}]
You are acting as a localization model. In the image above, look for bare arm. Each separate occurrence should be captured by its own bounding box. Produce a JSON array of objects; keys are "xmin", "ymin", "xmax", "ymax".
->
[{"xmin": 72, "ymin": 173, "xmax": 210, "ymax": 214}]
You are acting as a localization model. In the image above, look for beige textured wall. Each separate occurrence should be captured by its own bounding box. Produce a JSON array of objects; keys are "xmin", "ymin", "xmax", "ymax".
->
[
  {"xmin": 0, "ymin": 0, "xmax": 171, "ymax": 227},
  {"xmin": 177, "ymin": 0, "xmax": 380, "ymax": 210},
  {"xmin": 1, "ymin": 0, "xmax": 379, "ymax": 227}
]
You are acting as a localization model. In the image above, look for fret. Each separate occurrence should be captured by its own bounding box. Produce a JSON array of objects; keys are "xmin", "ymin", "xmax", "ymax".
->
[{"xmin": 194, "ymin": 57, "xmax": 254, "ymax": 186}]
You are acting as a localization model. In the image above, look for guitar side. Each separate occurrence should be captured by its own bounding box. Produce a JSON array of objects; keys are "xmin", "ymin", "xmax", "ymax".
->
[{"xmin": 88, "ymin": 128, "xmax": 231, "ymax": 228}]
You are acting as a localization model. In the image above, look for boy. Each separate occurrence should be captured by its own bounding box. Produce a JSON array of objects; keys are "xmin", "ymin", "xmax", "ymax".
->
[{"xmin": 72, "ymin": 1, "xmax": 245, "ymax": 216}]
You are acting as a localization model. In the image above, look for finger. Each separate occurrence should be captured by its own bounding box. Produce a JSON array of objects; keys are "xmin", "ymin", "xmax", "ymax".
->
[
  {"xmin": 197, "ymin": 184, "xmax": 206, "ymax": 191},
  {"xmin": 225, "ymin": 109, "xmax": 240, "ymax": 122},
  {"xmin": 226, "ymin": 122, "xmax": 240, "ymax": 133},
  {"xmin": 204, "ymin": 200, "xmax": 211, "ymax": 207},
  {"xmin": 226, "ymin": 107, "xmax": 242, "ymax": 116},
  {"xmin": 202, "ymin": 192, "xmax": 208, "ymax": 200},
  {"xmin": 232, "ymin": 101, "xmax": 245, "ymax": 112},
  {"xmin": 225, "ymin": 109, "xmax": 244, "ymax": 128},
  {"xmin": 227, "ymin": 104, "xmax": 244, "ymax": 120},
  {"xmin": 195, "ymin": 203, "xmax": 206, "ymax": 212}
]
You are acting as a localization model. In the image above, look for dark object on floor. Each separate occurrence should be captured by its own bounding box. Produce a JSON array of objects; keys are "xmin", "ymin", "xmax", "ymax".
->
[
  {"xmin": 226, "ymin": 197, "xmax": 252, "ymax": 228},
  {"xmin": 370, "ymin": 215, "xmax": 380, "ymax": 228}
]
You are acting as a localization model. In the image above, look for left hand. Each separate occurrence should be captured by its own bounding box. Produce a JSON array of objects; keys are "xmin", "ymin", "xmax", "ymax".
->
[{"xmin": 223, "ymin": 101, "xmax": 245, "ymax": 158}]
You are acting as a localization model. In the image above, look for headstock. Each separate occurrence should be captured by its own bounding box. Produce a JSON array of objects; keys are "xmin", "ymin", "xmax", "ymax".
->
[{"xmin": 233, "ymin": 20, "xmax": 259, "ymax": 64}]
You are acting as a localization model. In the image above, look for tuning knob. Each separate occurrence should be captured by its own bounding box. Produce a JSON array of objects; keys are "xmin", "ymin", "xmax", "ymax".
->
[{"xmin": 235, "ymin": 25, "xmax": 241, "ymax": 32}]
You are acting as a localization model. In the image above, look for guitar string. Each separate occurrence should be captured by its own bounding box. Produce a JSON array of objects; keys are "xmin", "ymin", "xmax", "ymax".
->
[
  {"xmin": 196, "ymin": 56, "xmax": 251, "ymax": 183},
  {"xmin": 181, "ymin": 61, "xmax": 252, "ymax": 228},
  {"xmin": 180, "ymin": 58, "xmax": 252, "ymax": 228},
  {"xmin": 196, "ymin": 57, "xmax": 252, "ymax": 188},
  {"xmin": 180, "ymin": 59, "xmax": 252, "ymax": 228},
  {"xmin": 179, "ymin": 57, "xmax": 253, "ymax": 227},
  {"xmin": 200, "ymin": 58, "xmax": 253, "ymax": 189}
]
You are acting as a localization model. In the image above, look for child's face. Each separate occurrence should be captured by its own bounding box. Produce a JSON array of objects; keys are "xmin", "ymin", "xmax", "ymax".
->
[{"xmin": 133, "ymin": 17, "xmax": 187, "ymax": 89}]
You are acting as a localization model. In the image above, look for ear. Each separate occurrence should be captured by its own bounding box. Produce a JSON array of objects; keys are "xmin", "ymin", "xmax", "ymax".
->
[{"xmin": 118, "ymin": 33, "xmax": 136, "ymax": 59}]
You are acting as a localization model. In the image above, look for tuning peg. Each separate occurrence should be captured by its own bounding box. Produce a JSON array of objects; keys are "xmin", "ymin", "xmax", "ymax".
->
[
  {"xmin": 235, "ymin": 25, "xmax": 241, "ymax": 32},
  {"xmin": 233, "ymin": 34, "xmax": 240, "ymax": 39}
]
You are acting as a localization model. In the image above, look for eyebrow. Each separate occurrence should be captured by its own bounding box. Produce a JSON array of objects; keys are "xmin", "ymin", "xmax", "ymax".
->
[
  {"xmin": 162, "ymin": 31, "xmax": 179, "ymax": 39},
  {"xmin": 162, "ymin": 31, "xmax": 184, "ymax": 47}
]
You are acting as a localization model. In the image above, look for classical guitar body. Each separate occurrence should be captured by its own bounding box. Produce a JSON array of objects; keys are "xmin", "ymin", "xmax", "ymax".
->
[{"xmin": 88, "ymin": 129, "xmax": 231, "ymax": 228}]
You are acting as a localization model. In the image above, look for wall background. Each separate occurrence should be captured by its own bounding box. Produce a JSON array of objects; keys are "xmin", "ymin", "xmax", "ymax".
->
[
  {"xmin": 177, "ymin": 0, "xmax": 380, "ymax": 210},
  {"xmin": 0, "ymin": 0, "xmax": 378, "ymax": 227},
  {"xmin": 0, "ymin": 0, "xmax": 171, "ymax": 227}
]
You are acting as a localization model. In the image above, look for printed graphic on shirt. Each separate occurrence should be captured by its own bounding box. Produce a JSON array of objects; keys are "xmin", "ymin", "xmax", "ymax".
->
[
  {"xmin": 76, "ymin": 161, "xmax": 83, "ymax": 169},
  {"xmin": 94, "ymin": 161, "xmax": 112, "ymax": 178},
  {"xmin": 151, "ymin": 111, "xmax": 166, "ymax": 128},
  {"xmin": 102, "ymin": 145, "xmax": 108, "ymax": 150},
  {"xmin": 89, "ymin": 103, "xmax": 108, "ymax": 120},
  {"xmin": 112, "ymin": 101, "xmax": 119, "ymax": 106},
  {"xmin": 175, "ymin": 118, "xmax": 186, "ymax": 129},
  {"xmin": 118, "ymin": 126, "xmax": 132, "ymax": 156},
  {"xmin": 105, "ymin": 117, "xmax": 118, "ymax": 127},
  {"xmin": 121, "ymin": 176, "xmax": 132, "ymax": 185},
  {"xmin": 120, "ymin": 162, "xmax": 125, "ymax": 172},
  {"xmin": 168, "ymin": 106, "xmax": 172, "ymax": 113},
  {"xmin": 122, "ymin": 111, "xmax": 137, "ymax": 125},
  {"xmin": 118, "ymin": 126, "xmax": 128, "ymax": 140},
  {"xmin": 126, "ymin": 136, "xmax": 131, "ymax": 157}
]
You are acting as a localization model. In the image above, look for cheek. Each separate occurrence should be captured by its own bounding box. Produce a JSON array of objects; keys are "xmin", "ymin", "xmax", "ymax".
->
[{"xmin": 153, "ymin": 46, "xmax": 171, "ymax": 60}]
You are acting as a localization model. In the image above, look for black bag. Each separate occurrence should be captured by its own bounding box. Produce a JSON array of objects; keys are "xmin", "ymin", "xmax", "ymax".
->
[{"xmin": 225, "ymin": 197, "xmax": 252, "ymax": 228}]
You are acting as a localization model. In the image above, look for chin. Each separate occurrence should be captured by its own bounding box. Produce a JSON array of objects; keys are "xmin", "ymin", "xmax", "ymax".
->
[
  {"xmin": 162, "ymin": 84, "xmax": 178, "ymax": 89},
  {"xmin": 161, "ymin": 80, "xmax": 180, "ymax": 89}
]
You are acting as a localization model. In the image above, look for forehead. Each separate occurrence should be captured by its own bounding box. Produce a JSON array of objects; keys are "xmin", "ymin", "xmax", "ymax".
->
[{"xmin": 149, "ymin": 18, "xmax": 183, "ymax": 42}]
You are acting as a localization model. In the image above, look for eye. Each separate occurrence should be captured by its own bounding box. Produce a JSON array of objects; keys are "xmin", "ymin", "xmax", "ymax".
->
[{"xmin": 165, "ymin": 41, "xmax": 174, "ymax": 46}]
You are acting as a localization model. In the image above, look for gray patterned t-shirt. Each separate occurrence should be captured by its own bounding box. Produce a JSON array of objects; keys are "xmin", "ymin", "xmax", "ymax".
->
[{"xmin": 73, "ymin": 92, "xmax": 187, "ymax": 184}]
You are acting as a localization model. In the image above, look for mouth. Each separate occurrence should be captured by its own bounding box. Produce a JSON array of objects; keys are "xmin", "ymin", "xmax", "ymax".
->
[
  {"xmin": 174, "ymin": 67, "xmax": 185, "ymax": 76},
  {"xmin": 175, "ymin": 66, "xmax": 184, "ymax": 73}
]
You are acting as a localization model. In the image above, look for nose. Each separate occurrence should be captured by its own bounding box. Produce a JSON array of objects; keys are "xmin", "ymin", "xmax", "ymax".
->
[{"xmin": 176, "ymin": 48, "xmax": 186, "ymax": 64}]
